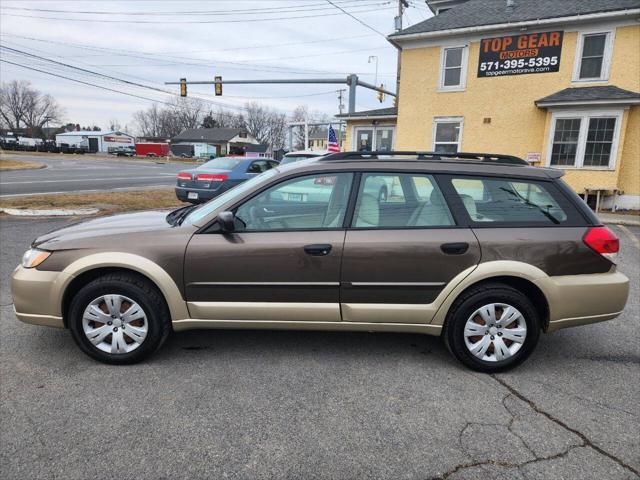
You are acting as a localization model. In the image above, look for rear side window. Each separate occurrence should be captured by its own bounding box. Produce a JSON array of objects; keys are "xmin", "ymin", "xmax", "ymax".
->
[
  {"xmin": 352, "ymin": 173, "xmax": 454, "ymax": 228},
  {"xmin": 450, "ymin": 176, "xmax": 573, "ymax": 225}
]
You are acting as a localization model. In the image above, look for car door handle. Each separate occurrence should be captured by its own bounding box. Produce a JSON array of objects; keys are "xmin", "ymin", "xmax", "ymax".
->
[
  {"xmin": 441, "ymin": 242, "xmax": 469, "ymax": 255},
  {"xmin": 263, "ymin": 207, "xmax": 276, "ymax": 214},
  {"xmin": 304, "ymin": 244, "xmax": 332, "ymax": 256}
]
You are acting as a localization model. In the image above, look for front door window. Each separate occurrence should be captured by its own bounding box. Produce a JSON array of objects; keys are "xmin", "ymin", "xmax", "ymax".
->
[{"xmin": 235, "ymin": 173, "xmax": 354, "ymax": 231}]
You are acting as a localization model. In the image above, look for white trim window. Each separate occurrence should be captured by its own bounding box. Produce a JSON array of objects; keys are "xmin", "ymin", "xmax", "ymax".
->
[
  {"xmin": 439, "ymin": 45, "xmax": 468, "ymax": 90},
  {"xmin": 547, "ymin": 110, "xmax": 623, "ymax": 170},
  {"xmin": 432, "ymin": 117, "xmax": 463, "ymax": 153},
  {"xmin": 573, "ymin": 30, "xmax": 615, "ymax": 82}
]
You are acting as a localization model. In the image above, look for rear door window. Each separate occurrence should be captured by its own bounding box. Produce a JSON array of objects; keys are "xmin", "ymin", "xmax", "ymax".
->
[
  {"xmin": 450, "ymin": 176, "xmax": 573, "ymax": 225},
  {"xmin": 352, "ymin": 173, "xmax": 454, "ymax": 228}
]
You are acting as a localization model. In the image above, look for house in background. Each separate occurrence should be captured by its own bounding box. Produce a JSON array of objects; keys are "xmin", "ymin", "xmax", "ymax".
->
[
  {"xmin": 389, "ymin": 0, "xmax": 640, "ymax": 210},
  {"xmin": 170, "ymin": 128, "xmax": 259, "ymax": 158},
  {"xmin": 308, "ymin": 126, "xmax": 346, "ymax": 152}
]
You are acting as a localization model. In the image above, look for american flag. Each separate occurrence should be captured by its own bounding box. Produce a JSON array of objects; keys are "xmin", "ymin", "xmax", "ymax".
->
[{"xmin": 327, "ymin": 125, "xmax": 340, "ymax": 152}]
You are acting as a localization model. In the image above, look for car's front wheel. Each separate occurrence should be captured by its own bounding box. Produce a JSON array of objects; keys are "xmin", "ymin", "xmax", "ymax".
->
[
  {"xmin": 443, "ymin": 283, "xmax": 540, "ymax": 372},
  {"xmin": 68, "ymin": 272, "xmax": 171, "ymax": 364}
]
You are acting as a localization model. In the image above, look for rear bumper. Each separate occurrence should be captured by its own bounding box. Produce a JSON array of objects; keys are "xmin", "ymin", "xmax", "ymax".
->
[
  {"xmin": 11, "ymin": 265, "xmax": 69, "ymax": 328},
  {"xmin": 175, "ymin": 186, "xmax": 223, "ymax": 202},
  {"xmin": 536, "ymin": 271, "xmax": 629, "ymax": 332}
]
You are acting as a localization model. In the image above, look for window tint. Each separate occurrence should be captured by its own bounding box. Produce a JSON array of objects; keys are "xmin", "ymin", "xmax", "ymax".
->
[
  {"xmin": 247, "ymin": 160, "xmax": 270, "ymax": 173},
  {"xmin": 352, "ymin": 173, "xmax": 454, "ymax": 228},
  {"xmin": 451, "ymin": 177, "xmax": 568, "ymax": 224},
  {"xmin": 235, "ymin": 173, "xmax": 353, "ymax": 231},
  {"xmin": 199, "ymin": 157, "xmax": 243, "ymax": 170},
  {"xmin": 579, "ymin": 33, "xmax": 607, "ymax": 79}
]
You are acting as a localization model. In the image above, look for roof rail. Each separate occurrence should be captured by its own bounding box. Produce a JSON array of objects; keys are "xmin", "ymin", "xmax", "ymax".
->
[{"xmin": 319, "ymin": 151, "xmax": 528, "ymax": 166}]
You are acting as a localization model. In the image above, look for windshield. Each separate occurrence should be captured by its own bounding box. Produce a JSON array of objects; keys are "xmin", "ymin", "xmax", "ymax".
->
[
  {"xmin": 186, "ymin": 168, "xmax": 280, "ymax": 225},
  {"xmin": 280, "ymin": 155, "xmax": 318, "ymax": 165},
  {"xmin": 198, "ymin": 157, "xmax": 243, "ymax": 170}
]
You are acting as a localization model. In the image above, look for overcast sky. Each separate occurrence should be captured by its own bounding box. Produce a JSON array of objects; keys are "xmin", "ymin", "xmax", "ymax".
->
[{"xmin": 0, "ymin": 0, "xmax": 432, "ymax": 131}]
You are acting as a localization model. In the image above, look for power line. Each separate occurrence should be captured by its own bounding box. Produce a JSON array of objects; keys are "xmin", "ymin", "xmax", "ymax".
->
[
  {"xmin": 1, "ymin": 32, "xmax": 380, "ymax": 56},
  {"xmin": 0, "ymin": 59, "xmax": 258, "ymax": 120},
  {"xmin": 0, "ymin": 33, "xmax": 378, "ymax": 76},
  {"xmin": 0, "ymin": 46, "xmax": 256, "ymax": 113},
  {"xmin": 324, "ymin": 0, "xmax": 389, "ymax": 39},
  {"xmin": 0, "ymin": 4, "xmax": 393, "ymax": 24},
  {"xmin": 0, "ymin": 1, "xmax": 377, "ymax": 16}
]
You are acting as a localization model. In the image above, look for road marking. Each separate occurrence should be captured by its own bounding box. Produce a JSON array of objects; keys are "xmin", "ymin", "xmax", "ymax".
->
[
  {"xmin": 0, "ymin": 174, "xmax": 175, "ymax": 185},
  {"xmin": 0, "ymin": 185, "xmax": 173, "ymax": 198},
  {"xmin": 617, "ymin": 225, "xmax": 640, "ymax": 250}
]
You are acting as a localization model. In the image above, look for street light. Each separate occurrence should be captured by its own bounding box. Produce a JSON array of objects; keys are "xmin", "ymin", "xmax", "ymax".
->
[{"xmin": 368, "ymin": 55, "xmax": 379, "ymax": 90}]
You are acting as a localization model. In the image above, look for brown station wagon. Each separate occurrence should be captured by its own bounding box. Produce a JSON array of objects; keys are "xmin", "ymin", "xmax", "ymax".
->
[{"xmin": 12, "ymin": 151, "xmax": 629, "ymax": 371}]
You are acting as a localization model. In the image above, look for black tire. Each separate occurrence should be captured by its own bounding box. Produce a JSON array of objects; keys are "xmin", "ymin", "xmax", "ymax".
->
[
  {"xmin": 68, "ymin": 272, "xmax": 172, "ymax": 364},
  {"xmin": 443, "ymin": 282, "xmax": 540, "ymax": 373}
]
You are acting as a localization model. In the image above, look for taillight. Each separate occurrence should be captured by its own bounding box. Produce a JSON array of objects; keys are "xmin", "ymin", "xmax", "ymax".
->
[
  {"xmin": 196, "ymin": 173, "xmax": 227, "ymax": 182},
  {"xmin": 177, "ymin": 172, "xmax": 192, "ymax": 181},
  {"xmin": 583, "ymin": 226, "xmax": 619, "ymax": 262}
]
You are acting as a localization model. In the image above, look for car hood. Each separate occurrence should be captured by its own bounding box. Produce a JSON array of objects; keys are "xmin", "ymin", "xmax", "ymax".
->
[{"xmin": 33, "ymin": 210, "xmax": 177, "ymax": 249}]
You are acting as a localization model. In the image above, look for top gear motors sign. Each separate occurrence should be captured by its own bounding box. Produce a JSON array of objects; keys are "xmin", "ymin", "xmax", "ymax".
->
[{"xmin": 478, "ymin": 31, "xmax": 564, "ymax": 78}]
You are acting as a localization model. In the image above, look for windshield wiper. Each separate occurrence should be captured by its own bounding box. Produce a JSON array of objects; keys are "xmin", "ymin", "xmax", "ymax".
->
[
  {"xmin": 166, "ymin": 205, "xmax": 197, "ymax": 226},
  {"xmin": 498, "ymin": 187, "xmax": 561, "ymax": 224}
]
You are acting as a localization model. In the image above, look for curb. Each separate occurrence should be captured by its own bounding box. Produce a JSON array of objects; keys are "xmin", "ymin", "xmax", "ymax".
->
[
  {"xmin": 601, "ymin": 219, "xmax": 640, "ymax": 227},
  {"xmin": 0, "ymin": 208, "xmax": 99, "ymax": 217}
]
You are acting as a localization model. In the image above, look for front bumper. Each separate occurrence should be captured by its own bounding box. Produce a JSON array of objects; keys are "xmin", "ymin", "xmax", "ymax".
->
[
  {"xmin": 11, "ymin": 265, "xmax": 70, "ymax": 328},
  {"xmin": 536, "ymin": 271, "xmax": 630, "ymax": 332}
]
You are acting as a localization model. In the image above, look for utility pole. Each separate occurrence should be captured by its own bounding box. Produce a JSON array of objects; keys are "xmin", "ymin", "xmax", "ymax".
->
[
  {"xmin": 368, "ymin": 55, "xmax": 379, "ymax": 88},
  {"xmin": 395, "ymin": 0, "xmax": 409, "ymax": 100},
  {"xmin": 336, "ymin": 89, "xmax": 346, "ymax": 116},
  {"xmin": 336, "ymin": 88, "xmax": 346, "ymax": 147}
]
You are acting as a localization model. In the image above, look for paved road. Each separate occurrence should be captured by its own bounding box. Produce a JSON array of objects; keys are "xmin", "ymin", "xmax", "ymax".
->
[
  {"xmin": 0, "ymin": 154, "xmax": 187, "ymax": 197},
  {"xmin": 0, "ymin": 218, "xmax": 638, "ymax": 480}
]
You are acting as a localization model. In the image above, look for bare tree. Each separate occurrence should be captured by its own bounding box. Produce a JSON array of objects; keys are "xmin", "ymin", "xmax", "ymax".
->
[
  {"xmin": 289, "ymin": 105, "xmax": 330, "ymax": 150},
  {"xmin": 23, "ymin": 92, "xmax": 63, "ymax": 134}
]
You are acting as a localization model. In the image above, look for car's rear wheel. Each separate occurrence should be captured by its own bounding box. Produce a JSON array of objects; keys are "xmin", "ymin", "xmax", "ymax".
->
[
  {"xmin": 68, "ymin": 272, "xmax": 171, "ymax": 364},
  {"xmin": 443, "ymin": 283, "xmax": 540, "ymax": 372}
]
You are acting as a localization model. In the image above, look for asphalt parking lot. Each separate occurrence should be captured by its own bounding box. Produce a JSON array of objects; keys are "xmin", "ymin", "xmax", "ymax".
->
[
  {"xmin": 0, "ymin": 217, "xmax": 638, "ymax": 480},
  {"xmin": 0, "ymin": 154, "xmax": 187, "ymax": 197}
]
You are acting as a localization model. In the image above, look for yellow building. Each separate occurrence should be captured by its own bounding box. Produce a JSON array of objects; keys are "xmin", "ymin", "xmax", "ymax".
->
[{"xmin": 388, "ymin": 0, "xmax": 640, "ymax": 210}]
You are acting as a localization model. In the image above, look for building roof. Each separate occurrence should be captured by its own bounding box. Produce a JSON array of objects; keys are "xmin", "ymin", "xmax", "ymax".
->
[
  {"xmin": 239, "ymin": 143, "xmax": 269, "ymax": 153},
  {"xmin": 55, "ymin": 130, "xmax": 133, "ymax": 137},
  {"xmin": 172, "ymin": 128, "xmax": 245, "ymax": 143},
  {"xmin": 535, "ymin": 86, "xmax": 640, "ymax": 107},
  {"xmin": 391, "ymin": 0, "xmax": 640, "ymax": 38},
  {"xmin": 336, "ymin": 107, "xmax": 398, "ymax": 120}
]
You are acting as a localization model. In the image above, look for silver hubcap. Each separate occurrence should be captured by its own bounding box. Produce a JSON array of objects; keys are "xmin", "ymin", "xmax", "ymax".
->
[
  {"xmin": 82, "ymin": 294, "xmax": 148, "ymax": 355},
  {"xmin": 463, "ymin": 303, "xmax": 527, "ymax": 362}
]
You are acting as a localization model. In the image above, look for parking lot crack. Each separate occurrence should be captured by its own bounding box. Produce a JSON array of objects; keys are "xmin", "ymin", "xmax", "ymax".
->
[
  {"xmin": 491, "ymin": 375, "xmax": 640, "ymax": 477},
  {"xmin": 434, "ymin": 444, "xmax": 586, "ymax": 479}
]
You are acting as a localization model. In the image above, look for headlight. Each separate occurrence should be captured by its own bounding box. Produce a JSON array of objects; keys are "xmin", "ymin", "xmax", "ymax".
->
[{"xmin": 21, "ymin": 248, "xmax": 51, "ymax": 269}]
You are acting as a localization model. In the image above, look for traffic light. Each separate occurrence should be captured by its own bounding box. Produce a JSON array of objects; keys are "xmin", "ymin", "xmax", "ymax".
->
[
  {"xmin": 214, "ymin": 76, "xmax": 222, "ymax": 96},
  {"xmin": 377, "ymin": 84, "xmax": 385, "ymax": 103},
  {"xmin": 180, "ymin": 78, "xmax": 187, "ymax": 97}
]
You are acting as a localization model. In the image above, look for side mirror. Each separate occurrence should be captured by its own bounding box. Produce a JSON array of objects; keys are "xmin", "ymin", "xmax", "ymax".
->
[{"xmin": 218, "ymin": 211, "xmax": 236, "ymax": 233}]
